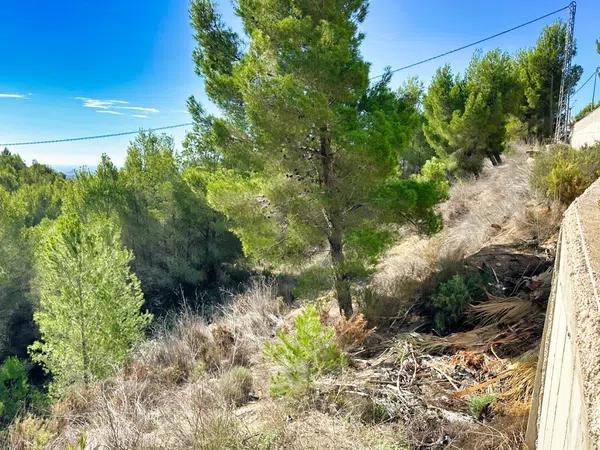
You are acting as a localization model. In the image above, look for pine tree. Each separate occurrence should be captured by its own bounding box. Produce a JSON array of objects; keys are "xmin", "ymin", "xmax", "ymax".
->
[
  {"xmin": 423, "ymin": 50, "xmax": 521, "ymax": 174},
  {"xmin": 29, "ymin": 214, "xmax": 152, "ymax": 392},
  {"xmin": 186, "ymin": 0, "xmax": 446, "ymax": 316},
  {"xmin": 66, "ymin": 133, "xmax": 243, "ymax": 315},
  {"xmin": 515, "ymin": 22, "xmax": 583, "ymax": 140}
]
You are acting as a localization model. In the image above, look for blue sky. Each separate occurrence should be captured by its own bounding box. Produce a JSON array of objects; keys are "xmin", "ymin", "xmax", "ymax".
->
[{"xmin": 1, "ymin": 0, "xmax": 599, "ymax": 168}]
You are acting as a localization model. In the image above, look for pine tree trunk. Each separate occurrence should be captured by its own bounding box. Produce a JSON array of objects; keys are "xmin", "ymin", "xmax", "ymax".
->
[
  {"xmin": 319, "ymin": 129, "xmax": 353, "ymax": 317},
  {"xmin": 329, "ymin": 230, "xmax": 353, "ymax": 318}
]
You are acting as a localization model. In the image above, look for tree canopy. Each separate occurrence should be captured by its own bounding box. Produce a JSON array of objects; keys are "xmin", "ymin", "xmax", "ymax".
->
[
  {"xmin": 423, "ymin": 50, "xmax": 521, "ymax": 174},
  {"xmin": 515, "ymin": 22, "xmax": 582, "ymax": 140},
  {"xmin": 186, "ymin": 0, "xmax": 447, "ymax": 316},
  {"xmin": 67, "ymin": 133, "xmax": 243, "ymax": 314}
]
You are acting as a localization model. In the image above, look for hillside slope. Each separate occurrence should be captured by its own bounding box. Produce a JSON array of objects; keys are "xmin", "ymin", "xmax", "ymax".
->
[{"xmin": 4, "ymin": 145, "xmax": 561, "ymax": 450}]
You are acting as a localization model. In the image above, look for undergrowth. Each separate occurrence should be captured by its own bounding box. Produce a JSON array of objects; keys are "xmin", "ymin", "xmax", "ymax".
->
[
  {"xmin": 467, "ymin": 394, "xmax": 496, "ymax": 419},
  {"xmin": 431, "ymin": 271, "xmax": 489, "ymax": 335},
  {"xmin": 530, "ymin": 143, "xmax": 600, "ymax": 204},
  {"xmin": 264, "ymin": 305, "xmax": 347, "ymax": 399}
]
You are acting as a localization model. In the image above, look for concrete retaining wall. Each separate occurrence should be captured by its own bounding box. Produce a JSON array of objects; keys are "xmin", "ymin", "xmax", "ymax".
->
[
  {"xmin": 571, "ymin": 106, "xmax": 600, "ymax": 149},
  {"xmin": 526, "ymin": 178, "xmax": 600, "ymax": 449}
]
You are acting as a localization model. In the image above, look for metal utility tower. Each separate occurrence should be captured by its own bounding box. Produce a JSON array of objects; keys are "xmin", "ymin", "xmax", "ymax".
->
[{"xmin": 554, "ymin": 1, "xmax": 576, "ymax": 142}]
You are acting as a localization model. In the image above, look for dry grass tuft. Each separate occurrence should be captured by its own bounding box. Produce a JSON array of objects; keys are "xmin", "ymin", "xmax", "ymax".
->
[
  {"xmin": 219, "ymin": 279, "xmax": 285, "ymax": 354},
  {"xmin": 154, "ymin": 382, "xmax": 258, "ymax": 450},
  {"xmin": 218, "ymin": 366, "xmax": 254, "ymax": 406}
]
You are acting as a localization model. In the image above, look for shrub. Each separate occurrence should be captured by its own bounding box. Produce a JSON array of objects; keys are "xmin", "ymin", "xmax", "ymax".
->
[
  {"xmin": 431, "ymin": 272, "xmax": 487, "ymax": 335},
  {"xmin": 336, "ymin": 391, "xmax": 391, "ymax": 424},
  {"xmin": 292, "ymin": 265, "xmax": 333, "ymax": 300},
  {"xmin": 531, "ymin": 143, "xmax": 600, "ymax": 204},
  {"xmin": 4, "ymin": 414, "xmax": 54, "ymax": 450},
  {"xmin": 467, "ymin": 394, "xmax": 496, "ymax": 419},
  {"xmin": 0, "ymin": 357, "xmax": 32, "ymax": 425},
  {"xmin": 219, "ymin": 366, "xmax": 253, "ymax": 406},
  {"xmin": 264, "ymin": 305, "xmax": 347, "ymax": 398}
]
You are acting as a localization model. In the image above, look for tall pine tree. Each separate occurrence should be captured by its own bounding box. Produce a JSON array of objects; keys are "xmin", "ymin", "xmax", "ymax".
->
[
  {"xmin": 423, "ymin": 50, "xmax": 521, "ymax": 174},
  {"xmin": 186, "ymin": 0, "xmax": 446, "ymax": 316},
  {"xmin": 515, "ymin": 22, "xmax": 582, "ymax": 140}
]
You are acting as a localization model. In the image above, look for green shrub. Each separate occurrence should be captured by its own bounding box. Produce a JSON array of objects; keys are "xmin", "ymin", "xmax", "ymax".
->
[
  {"xmin": 0, "ymin": 357, "xmax": 31, "ymax": 425},
  {"xmin": 431, "ymin": 272, "xmax": 487, "ymax": 335},
  {"xmin": 467, "ymin": 394, "xmax": 496, "ymax": 419},
  {"xmin": 531, "ymin": 143, "xmax": 600, "ymax": 204},
  {"xmin": 264, "ymin": 305, "xmax": 346, "ymax": 398}
]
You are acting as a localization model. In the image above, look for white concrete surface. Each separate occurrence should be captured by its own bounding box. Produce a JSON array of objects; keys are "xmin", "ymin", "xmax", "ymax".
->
[
  {"xmin": 526, "ymin": 178, "xmax": 600, "ymax": 449},
  {"xmin": 571, "ymin": 106, "xmax": 600, "ymax": 149}
]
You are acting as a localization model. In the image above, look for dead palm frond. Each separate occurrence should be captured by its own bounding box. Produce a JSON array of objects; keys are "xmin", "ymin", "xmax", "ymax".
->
[
  {"xmin": 453, "ymin": 348, "xmax": 538, "ymax": 410},
  {"xmin": 470, "ymin": 295, "xmax": 541, "ymax": 326}
]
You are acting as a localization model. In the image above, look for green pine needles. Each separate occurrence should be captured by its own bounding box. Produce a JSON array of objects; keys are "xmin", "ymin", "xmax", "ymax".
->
[
  {"xmin": 264, "ymin": 305, "xmax": 346, "ymax": 399},
  {"xmin": 187, "ymin": 0, "xmax": 447, "ymax": 316}
]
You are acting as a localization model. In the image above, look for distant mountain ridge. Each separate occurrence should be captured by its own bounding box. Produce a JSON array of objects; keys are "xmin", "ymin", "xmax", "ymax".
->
[{"xmin": 51, "ymin": 165, "xmax": 97, "ymax": 179}]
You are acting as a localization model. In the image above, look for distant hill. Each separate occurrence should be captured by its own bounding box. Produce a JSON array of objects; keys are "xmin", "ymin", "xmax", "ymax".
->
[{"xmin": 51, "ymin": 164, "xmax": 96, "ymax": 179}]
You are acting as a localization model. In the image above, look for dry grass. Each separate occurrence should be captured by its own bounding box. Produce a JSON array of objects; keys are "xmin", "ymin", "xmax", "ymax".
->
[
  {"xmin": 219, "ymin": 279, "xmax": 285, "ymax": 355},
  {"xmin": 358, "ymin": 274, "xmax": 423, "ymax": 327},
  {"xmin": 5, "ymin": 280, "xmax": 285, "ymax": 450},
  {"xmin": 219, "ymin": 366, "xmax": 254, "ymax": 406},
  {"xmin": 438, "ymin": 145, "xmax": 532, "ymax": 256},
  {"xmin": 244, "ymin": 400, "xmax": 408, "ymax": 450},
  {"xmin": 376, "ymin": 145, "xmax": 532, "ymax": 290}
]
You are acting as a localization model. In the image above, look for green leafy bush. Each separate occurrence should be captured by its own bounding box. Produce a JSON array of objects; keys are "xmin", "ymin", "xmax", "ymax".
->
[
  {"xmin": 431, "ymin": 272, "xmax": 488, "ymax": 335},
  {"xmin": 531, "ymin": 144, "xmax": 600, "ymax": 204},
  {"xmin": 0, "ymin": 357, "xmax": 31, "ymax": 425},
  {"xmin": 264, "ymin": 305, "xmax": 346, "ymax": 398},
  {"xmin": 467, "ymin": 394, "xmax": 496, "ymax": 419}
]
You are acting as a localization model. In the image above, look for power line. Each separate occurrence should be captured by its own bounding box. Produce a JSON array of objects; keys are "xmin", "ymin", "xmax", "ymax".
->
[
  {"xmin": 370, "ymin": 2, "xmax": 572, "ymax": 80},
  {"xmin": 574, "ymin": 69, "xmax": 598, "ymax": 95},
  {"xmin": 2, "ymin": 3, "xmax": 573, "ymax": 146},
  {"xmin": 0, "ymin": 123, "xmax": 193, "ymax": 147}
]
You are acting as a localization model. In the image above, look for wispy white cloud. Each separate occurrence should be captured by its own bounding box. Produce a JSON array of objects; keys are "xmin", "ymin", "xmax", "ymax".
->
[
  {"xmin": 0, "ymin": 93, "xmax": 31, "ymax": 99},
  {"xmin": 75, "ymin": 97, "xmax": 159, "ymax": 115},
  {"xmin": 75, "ymin": 97, "xmax": 128, "ymax": 109},
  {"xmin": 97, "ymin": 110, "xmax": 124, "ymax": 115},
  {"xmin": 132, "ymin": 114, "xmax": 148, "ymax": 118},
  {"xmin": 116, "ymin": 106, "xmax": 159, "ymax": 113}
]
